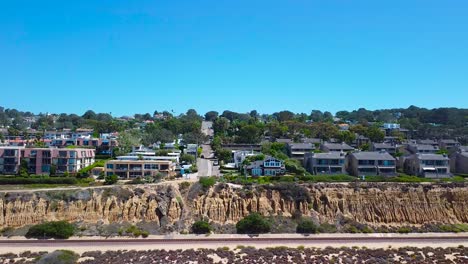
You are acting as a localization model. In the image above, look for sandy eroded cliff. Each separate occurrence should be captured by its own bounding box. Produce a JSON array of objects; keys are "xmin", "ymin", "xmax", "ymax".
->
[{"xmin": 0, "ymin": 182, "xmax": 466, "ymax": 229}]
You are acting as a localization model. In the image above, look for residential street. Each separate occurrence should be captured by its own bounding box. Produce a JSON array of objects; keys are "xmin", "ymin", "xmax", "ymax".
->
[{"xmin": 196, "ymin": 121, "xmax": 219, "ymax": 177}]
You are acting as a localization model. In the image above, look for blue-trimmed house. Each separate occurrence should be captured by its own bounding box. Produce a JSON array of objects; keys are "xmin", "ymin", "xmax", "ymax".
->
[{"xmin": 245, "ymin": 156, "xmax": 286, "ymax": 176}]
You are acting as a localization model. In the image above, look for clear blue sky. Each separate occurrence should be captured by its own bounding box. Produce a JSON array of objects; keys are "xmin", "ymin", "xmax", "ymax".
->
[{"xmin": 1, "ymin": 0, "xmax": 467, "ymax": 116}]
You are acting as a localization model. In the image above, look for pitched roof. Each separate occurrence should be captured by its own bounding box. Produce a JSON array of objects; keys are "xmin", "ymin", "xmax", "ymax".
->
[
  {"xmin": 312, "ymin": 152, "xmax": 346, "ymax": 159},
  {"xmin": 275, "ymin": 138, "xmax": 293, "ymax": 143},
  {"xmin": 418, "ymin": 139, "xmax": 437, "ymax": 145},
  {"xmin": 246, "ymin": 160, "xmax": 264, "ymax": 169},
  {"xmin": 351, "ymin": 151, "xmax": 395, "ymax": 160},
  {"xmin": 373, "ymin": 143, "xmax": 396, "ymax": 149},
  {"xmin": 288, "ymin": 143, "xmax": 314, "ymax": 150},
  {"xmin": 323, "ymin": 142, "xmax": 354, "ymax": 150},
  {"xmin": 459, "ymin": 146, "xmax": 468, "ymax": 152},
  {"xmin": 440, "ymin": 139, "xmax": 459, "ymax": 144},
  {"xmin": 301, "ymin": 138, "xmax": 322, "ymax": 144},
  {"xmin": 409, "ymin": 144, "xmax": 438, "ymax": 151},
  {"xmin": 415, "ymin": 154, "xmax": 449, "ymax": 160}
]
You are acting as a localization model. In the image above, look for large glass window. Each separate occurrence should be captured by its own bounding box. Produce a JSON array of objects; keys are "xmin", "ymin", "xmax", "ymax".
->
[
  {"xmin": 378, "ymin": 160, "xmax": 395, "ymax": 166},
  {"xmin": 358, "ymin": 160, "xmax": 375, "ymax": 165},
  {"xmin": 116, "ymin": 164, "xmax": 128, "ymax": 170},
  {"xmin": 4, "ymin": 149, "xmax": 17, "ymax": 156}
]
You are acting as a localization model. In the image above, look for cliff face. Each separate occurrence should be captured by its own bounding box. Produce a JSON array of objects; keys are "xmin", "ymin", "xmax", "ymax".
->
[
  {"xmin": 0, "ymin": 185, "xmax": 184, "ymax": 229},
  {"xmin": 0, "ymin": 183, "xmax": 466, "ymax": 228},
  {"xmin": 194, "ymin": 183, "xmax": 468, "ymax": 225}
]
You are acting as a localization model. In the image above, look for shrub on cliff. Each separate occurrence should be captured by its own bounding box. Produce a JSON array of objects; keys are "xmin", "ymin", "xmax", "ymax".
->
[
  {"xmin": 37, "ymin": 250, "xmax": 79, "ymax": 264},
  {"xmin": 26, "ymin": 221, "xmax": 75, "ymax": 239},
  {"xmin": 191, "ymin": 220, "xmax": 212, "ymax": 234},
  {"xmin": 199, "ymin": 176, "xmax": 216, "ymax": 189},
  {"xmin": 104, "ymin": 174, "xmax": 118, "ymax": 185},
  {"xmin": 236, "ymin": 213, "xmax": 271, "ymax": 234},
  {"xmin": 296, "ymin": 219, "xmax": 318, "ymax": 234}
]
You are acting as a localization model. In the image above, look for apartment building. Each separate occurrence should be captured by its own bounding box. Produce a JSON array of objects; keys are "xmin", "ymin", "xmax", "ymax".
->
[
  {"xmin": 304, "ymin": 152, "xmax": 346, "ymax": 175},
  {"xmin": 0, "ymin": 146, "xmax": 95, "ymax": 175},
  {"xmin": 287, "ymin": 143, "xmax": 314, "ymax": 162},
  {"xmin": 372, "ymin": 143, "xmax": 397, "ymax": 155},
  {"xmin": 404, "ymin": 153, "xmax": 451, "ymax": 178},
  {"xmin": 347, "ymin": 151, "xmax": 397, "ymax": 176},
  {"xmin": 105, "ymin": 157, "xmax": 175, "ymax": 179},
  {"xmin": 450, "ymin": 148, "xmax": 468, "ymax": 174},
  {"xmin": 439, "ymin": 139, "xmax": 461, "ymax": 150},
  {"xmin": 407, "ymin": 144, "xmax": 439, "ymax": 154},
  {"xmin": 320, "ymin": 142, "xmax": 354, "ymax": 152}
]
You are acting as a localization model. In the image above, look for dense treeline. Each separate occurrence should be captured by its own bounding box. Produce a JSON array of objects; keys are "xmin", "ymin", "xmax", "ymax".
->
[
  {"xmin": 210, "ymin": 107, "xmax": 468, "ymax": 145},
  {"xmin": 0, "ymin": 106, "xmax": 206, "ymax": 156},
  {"xmin": 1, "ymin": 106, "xmax": 467, "ymax": 144}
]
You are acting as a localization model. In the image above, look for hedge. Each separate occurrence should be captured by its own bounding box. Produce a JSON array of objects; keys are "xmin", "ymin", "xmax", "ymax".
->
[{"xmin": 0, "ymin": 177, "xmax": 78, "ymax": 185}]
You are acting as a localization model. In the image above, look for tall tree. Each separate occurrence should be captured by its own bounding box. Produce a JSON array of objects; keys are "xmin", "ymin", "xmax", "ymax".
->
[
  {"xmin": 82, "ymin": 110, "xmax": 97, "ymax": 120},
  {"xmin": 204, "ymin": 111, "xmax": 219, "ymax": 121}
]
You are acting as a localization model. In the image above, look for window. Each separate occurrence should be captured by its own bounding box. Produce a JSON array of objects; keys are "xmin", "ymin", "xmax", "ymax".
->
[
  {"xmin": 4, "ymin": 149, "xmax": 17, "ymax": 156},
  {"xmin": 358, "ymin": 160, "xmax": 374, "ymax": 165},
  {"xmin": 358, "ymin": 168, "xmax": 377, "ymax": 173},
  {"xmin": 437, "ymin": 168, "xmax": 447, "ymax": 173},
  {"xmin": 378, "ymin": 160, "xmax": 395, "ymax": 166},
  {"xmin": 41, "ymin": 165, "xmax": 50, "ymax": 173},
  {"xmin": 116, "ymin": 164, "xmax": 128, "ymax": 170},
  {"xmin": 144, "ymin": 164, "xmax": 158, "ymax": 170}
]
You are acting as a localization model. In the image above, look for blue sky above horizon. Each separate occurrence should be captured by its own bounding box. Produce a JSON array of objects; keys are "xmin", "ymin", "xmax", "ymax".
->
[{"xmin": 1, "ymin": 0, "xmax": 467, "ymax": 116}]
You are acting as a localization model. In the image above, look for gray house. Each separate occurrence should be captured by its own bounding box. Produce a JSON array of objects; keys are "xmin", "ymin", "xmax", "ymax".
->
[
  {"xmin": 417, "ymin": 139, "xmax": 439, "ymax": 147},
  {"xmin": 404, "ymin": 153, "xmax": 451, "ymax": 178},
  {"xmin": 449, "ymin": 147, "xmax": 468, "ymax": 174},
  {"xmin": 439, "ymin": 139, "xmax": 461, "ymax": 150},
  {"xmin": 407, "ymin": 144, "xmax": 439, "ymax": 154},
  {"xmin": 372, "ymin": 143, "xmax": 397, "ymax": 155},
  {"xmin": 354, "ymin": 135, "xmax": 370, "ymax": 148},
  {"xmin": 301, "ymin": 138, "xmax": 323, "ymax": 145},
  {"xmin": 347, "ymin": 151, "xmax": 397, "ymax": 176},
  {"xmin": 321, "ymin": 142, "xmax": 354, "ymax": 152},
  {"xmin": 304, "ymin": 152, "xmax": 346, "ymax": 175},
  {"xmin": 275, "ymin": 138, "xmax": 293, "ymax": 144},
  {"xmin": 287, "ymin": 143, "xmax": 314, "ymax": 162}
]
